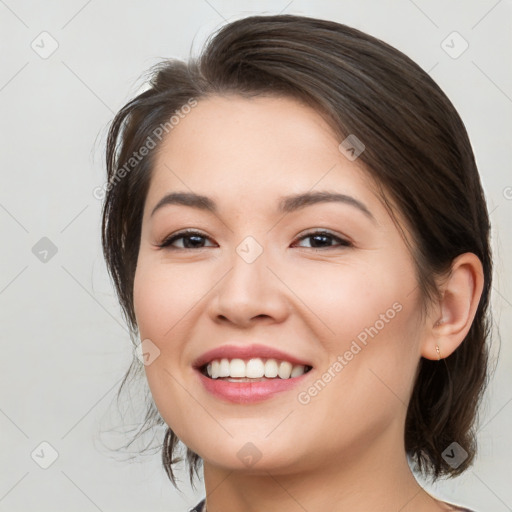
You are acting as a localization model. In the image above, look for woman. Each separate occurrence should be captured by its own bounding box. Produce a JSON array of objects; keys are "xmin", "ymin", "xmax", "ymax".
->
[{"xmin": 101, "ymin": 14, "xmax": 492, "ymax": 512}]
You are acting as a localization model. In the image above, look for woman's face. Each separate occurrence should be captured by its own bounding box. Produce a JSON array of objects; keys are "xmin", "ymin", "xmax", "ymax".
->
[{"xmin": 133, "ymin": 94, "xmax": 428, "ymax": 473}]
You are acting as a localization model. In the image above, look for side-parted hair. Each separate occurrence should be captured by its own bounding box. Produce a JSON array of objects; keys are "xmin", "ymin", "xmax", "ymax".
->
[{"xmin": 101, "ymin": 14, "xmax": 493, "ymax": 488}]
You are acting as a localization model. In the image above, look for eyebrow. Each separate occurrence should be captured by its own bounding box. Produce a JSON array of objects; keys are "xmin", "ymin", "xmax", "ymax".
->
[{"xmin": 150, "ymin": 190, "xmax": 376, "ymax": 223}]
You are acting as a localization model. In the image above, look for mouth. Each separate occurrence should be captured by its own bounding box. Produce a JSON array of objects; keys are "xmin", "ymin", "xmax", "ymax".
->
[
  {"xmin": 192, "ymin": 344, "xmax": 315, "ymax": 403},
  {"xmin": 196, "ymin": 359, "xmax": 314, "ymax": 404},
  {"xmin": 198, "ymin": 357, "xmax": 313, "ymax": 381}
]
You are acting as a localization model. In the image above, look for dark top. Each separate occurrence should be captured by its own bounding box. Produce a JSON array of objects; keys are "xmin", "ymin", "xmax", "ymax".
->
[
  {"xmin": 190, "ymin": 497, "xmax": 476, "ymax": 511},
  {"xmin": 444, "ymin": 503, "xmax": 477, "ymax": 512},
  {"xmin": 190, "ymin": 498, "xmax": 205, "ymax": 512}
]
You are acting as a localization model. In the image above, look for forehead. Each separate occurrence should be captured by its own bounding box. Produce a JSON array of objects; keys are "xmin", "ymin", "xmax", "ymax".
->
[{"xmin": 147, "ymin": 94, "xmax": 378, "ymax": 214}]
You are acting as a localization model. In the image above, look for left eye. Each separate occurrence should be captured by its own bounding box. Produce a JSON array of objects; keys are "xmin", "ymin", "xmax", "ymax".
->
[
  {"xmin": 293, "ymin": 231, "xmax": 351, "ymax": 249},
  {"xmin": 157, "ymin": 230, "xmax": 216, "ymax": 249}
]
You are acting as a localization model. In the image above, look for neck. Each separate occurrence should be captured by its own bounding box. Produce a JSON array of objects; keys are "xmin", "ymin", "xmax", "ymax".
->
[{"xmin": 201, "ymin": 424, "xmax": 444, "ymax": 512}]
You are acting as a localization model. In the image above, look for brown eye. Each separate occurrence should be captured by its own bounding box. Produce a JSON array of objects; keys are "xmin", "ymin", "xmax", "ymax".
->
[
  {"xmin": 157, "ymin": 230, "xmax": 216, "ymax": 249},
  {"xmin": 294, "ymin": 230, "xmax": 352, "ymax": 249}
]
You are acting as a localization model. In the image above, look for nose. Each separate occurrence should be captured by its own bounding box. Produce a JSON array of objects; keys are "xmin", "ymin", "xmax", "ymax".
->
[{"xmin": 208, "ymin": 246, "xmax": 290, "ymax": 328}]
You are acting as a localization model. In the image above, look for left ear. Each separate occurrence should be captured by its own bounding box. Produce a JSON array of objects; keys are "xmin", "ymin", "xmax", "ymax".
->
[{"xmin": 421, "ymin": 252, "xmax": 485, "ymax": 360}]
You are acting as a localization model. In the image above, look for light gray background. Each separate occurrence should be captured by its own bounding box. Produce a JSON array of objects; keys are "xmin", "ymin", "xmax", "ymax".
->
[{"xmin": 0, "ymin": 1, "xmax": 511, "ymax": 511}]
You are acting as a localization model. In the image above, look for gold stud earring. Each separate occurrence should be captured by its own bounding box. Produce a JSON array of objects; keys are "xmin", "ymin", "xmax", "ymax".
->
[{"xmin": 435, "ymin": 344, "xmax": 441, "ymax": 360}]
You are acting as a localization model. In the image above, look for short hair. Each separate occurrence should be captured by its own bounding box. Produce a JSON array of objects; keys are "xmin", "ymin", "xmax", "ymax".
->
[{"xmin": 101, "ymin": 14, "xmax": 493, "ymax": 488}]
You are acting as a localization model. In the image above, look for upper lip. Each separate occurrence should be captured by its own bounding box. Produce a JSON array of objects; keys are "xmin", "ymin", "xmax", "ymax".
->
[{"xmin": 193, "ymin": 344, "xmax": 313, "ymax": 369}]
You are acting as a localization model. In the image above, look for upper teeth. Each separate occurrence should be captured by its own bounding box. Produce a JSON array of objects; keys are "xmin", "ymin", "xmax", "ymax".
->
[{"xmin": 205, "ymin": 358, "xmax": 310, "ymax": 379}]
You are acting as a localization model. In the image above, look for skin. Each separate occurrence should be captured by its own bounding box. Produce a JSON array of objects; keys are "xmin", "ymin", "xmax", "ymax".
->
[{"xmin": 133, "ymin": 95, "xmax": 484, "ymax": 512}]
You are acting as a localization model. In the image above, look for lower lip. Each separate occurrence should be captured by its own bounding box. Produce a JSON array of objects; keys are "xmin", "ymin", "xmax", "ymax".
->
[{"xmin": 195, "ymin": 369, "xmax": 312, "ymax": 404}]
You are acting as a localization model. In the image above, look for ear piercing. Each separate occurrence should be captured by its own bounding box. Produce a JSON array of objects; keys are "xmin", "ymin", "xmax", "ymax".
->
[{"xmin": 435, "ymin": 318, "xmax": 443, "ymax": 360}]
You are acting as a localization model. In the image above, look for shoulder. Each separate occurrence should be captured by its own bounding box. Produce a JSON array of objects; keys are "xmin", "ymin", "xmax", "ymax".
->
[
  {"xmin": 188, "ymin": 498, "xmax": 477, "ymax": 512},
  {"xmin": 186, "ymin": 497, "xmax": 478, "ymax": 512},
  {"xmin": 189, "ymin": 497, "xmax": 205, "ymax": 512},
  {"xmin": 443, "ymin": 503, "xmax": 477, "ymax": 512},
  {"xmin": 434, "ymin": 499, "xmax": 477, "ymax": 512}
]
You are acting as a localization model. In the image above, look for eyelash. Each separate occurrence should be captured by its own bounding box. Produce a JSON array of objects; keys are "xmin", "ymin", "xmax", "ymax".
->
[{"xmin": 156, "ymin": 229, "xmax": 352, "ymax": 250}]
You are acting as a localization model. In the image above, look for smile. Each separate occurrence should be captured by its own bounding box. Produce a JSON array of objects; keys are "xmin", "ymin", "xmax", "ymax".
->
[{"xmin": 202, "ymin": 357, "xmax": 313, "ymax": 380}]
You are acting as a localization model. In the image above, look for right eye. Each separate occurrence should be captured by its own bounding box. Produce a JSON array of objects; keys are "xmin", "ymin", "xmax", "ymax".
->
[{"xmin": 156, "ymin": 230, "xmax": 217, "ymax": 250}]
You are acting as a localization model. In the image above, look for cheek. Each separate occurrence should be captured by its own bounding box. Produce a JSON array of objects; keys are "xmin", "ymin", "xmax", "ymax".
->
[
  {"xmin": 290, "ymin": 257, "xmax": 420, "ymax": 398},
  {"xmin": 133, "ymin": 270, "xmax": 170, "ymax": 340},
  {"xmin": 289, "ymin": 258, "xmax": 405, "ymax": 346},
  {"xmin": 133, "ymin": 258, "xmax": 203, "ymax": 340},
  {"xmin": 132, "ymin": 259, "xmax": 203, "ymax": 433}
]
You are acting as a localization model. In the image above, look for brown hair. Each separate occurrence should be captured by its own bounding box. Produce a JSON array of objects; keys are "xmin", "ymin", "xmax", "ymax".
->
[{"xmin": 101, "ymin": 14, "xmax": 493, "ymax": 488}]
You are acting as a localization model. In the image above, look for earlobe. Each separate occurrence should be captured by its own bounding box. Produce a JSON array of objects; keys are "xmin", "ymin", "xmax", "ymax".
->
[{"xmin": 421, "ymin": 253, "xmax": 484, "ymax": 360}]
